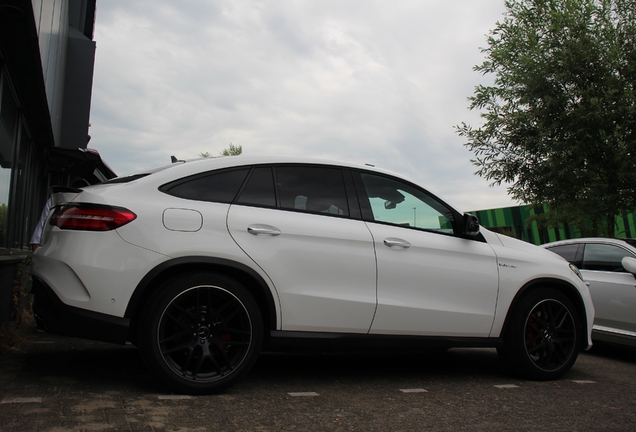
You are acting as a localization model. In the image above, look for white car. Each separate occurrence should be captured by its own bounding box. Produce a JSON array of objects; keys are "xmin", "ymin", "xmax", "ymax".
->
[
  {"xmin": 31, "ymin": 156, "xmax": 594, "ymax": 394},
  {"xmin": 543, "ymin": 238, "xmax": 636, "ymax": 347}
]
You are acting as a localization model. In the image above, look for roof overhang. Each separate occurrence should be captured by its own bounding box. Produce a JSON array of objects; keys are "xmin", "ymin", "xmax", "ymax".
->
[{"xmin": 0, "ymin": 0, "xmax": 55, "ymax": 150}]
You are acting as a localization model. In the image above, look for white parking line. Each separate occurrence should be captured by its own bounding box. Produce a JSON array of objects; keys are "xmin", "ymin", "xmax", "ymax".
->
[
  {"xmin": 400, "ymin": 388, "xmax": 428, "ymax": 393},
  {"xmin": 157, "ymin": 395, "xmax": 192, "ymax": 400},
  {"xmin": 572, "ymin": 380, "xmax": 596, "ymax": 384},
  {"xmin": 494, "ymin": 384, "xmax": 519, "ymax": 389},
  {"xmin": 288, "ymin": 392, "xmax": 319, "ymax": 397},
  {"xmin": 1, "ymin": 397, "xmax": 43, "ymax": 404}
]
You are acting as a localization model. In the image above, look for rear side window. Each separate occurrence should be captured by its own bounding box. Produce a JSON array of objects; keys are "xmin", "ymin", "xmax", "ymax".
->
[
  {"xmin": 161, "ymin": 168, "xmax": 250, "ymax": 203},
  {"xmin": 276, "ymin": 166, "xmax": 349, "ymax": 216}
]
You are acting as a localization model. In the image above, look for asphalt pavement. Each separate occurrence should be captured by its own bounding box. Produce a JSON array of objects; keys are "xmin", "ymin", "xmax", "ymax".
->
[{"xmin": 1, "ymin": 321, "xmax": 636, "ymax": 431}]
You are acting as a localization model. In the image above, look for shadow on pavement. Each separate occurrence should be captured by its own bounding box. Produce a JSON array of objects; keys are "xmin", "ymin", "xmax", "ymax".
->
[
  {"xmin": 584, "ymin": 341, "xmax": 636, "ymax": 364},
  {"xmin": 4, "ymin": 326, "xmax": 510, "ymax": 393},
  {"xmin": 2, "ymin": 330, "xmax": 164, "ymax": 394}
]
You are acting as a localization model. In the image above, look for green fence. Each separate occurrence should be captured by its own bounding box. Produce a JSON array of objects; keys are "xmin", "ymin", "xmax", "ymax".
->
[{"xmin": 470, "ymin": 205, "xmax": 636, "ymax": 245}]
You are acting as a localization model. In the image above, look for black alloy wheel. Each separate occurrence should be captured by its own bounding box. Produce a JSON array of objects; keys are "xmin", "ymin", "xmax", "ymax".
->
[
  {"xmin": 523, "ymin": 298, "xmax": 577, "ymax": 371},
  {"xmin": 498, "ymin": 288, "xmax": 581, "ymax": 380},
  {"xmin": 139, "ymin": 273, "xmax": 263, "ymax": 394}
]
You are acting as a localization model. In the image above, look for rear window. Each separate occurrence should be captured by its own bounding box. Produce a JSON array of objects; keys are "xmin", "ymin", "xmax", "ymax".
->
[
  {"xmin": 107, "ymin": 162, "xmax": 185, "ymax": 184},
  {"xmin": 106, "ymin": 174, "xmax": 150, "ymax": 184},
  {"xmin": 161, "ymin": 168, "xmax": 250, "ymax": 203}
]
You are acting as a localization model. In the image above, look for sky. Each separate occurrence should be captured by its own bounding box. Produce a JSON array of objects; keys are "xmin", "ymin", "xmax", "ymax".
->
[{"xmin": 89, "ymin": 0, "xmax": 516, "ymax": 212}]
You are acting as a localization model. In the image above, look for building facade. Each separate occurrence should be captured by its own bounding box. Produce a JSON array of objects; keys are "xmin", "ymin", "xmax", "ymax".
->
[
  {"xmin": 0, "ymin": 0, "xmax": 107, "ymax": 251},
  {"xmin": 0, "ymin": 0, "xmax": 118, "ymax": 327}
]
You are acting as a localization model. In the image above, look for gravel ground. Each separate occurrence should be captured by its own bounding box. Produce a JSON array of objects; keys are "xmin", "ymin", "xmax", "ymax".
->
[{"xmin": 1, "ymin": 324, "xmax": 635, "ymax": 431}]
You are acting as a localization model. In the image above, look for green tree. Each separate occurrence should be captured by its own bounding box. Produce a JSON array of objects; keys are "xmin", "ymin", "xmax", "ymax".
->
[
  {"xmin": 220, "ymin": 143, "xmax": 242, "ymax": 156},
  {"xmin": 199, "ymin": 143, "xmax": 243, "ymax": 158},
  {"xmin": 457, "ymin": 0, "xmax": 636, "ymax": 237}
]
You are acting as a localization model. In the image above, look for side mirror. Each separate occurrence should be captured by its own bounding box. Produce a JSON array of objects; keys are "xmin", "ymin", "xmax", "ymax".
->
[
  {"xmin": 621, "ymin": 256, "xmax": 636, "ymax": 275},
  {"xmin": 463, "ymin": 213, "xmax": 480, "ymax": 236}
]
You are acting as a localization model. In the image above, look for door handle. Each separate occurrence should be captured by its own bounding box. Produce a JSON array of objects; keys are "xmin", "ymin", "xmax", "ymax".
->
[
  {"xmin": 383, "ymin": 237, "xmax": 411, "ymax": 248},
  {"xmin": 247, "ymin": 224, "xmax": 281, "ymax": 236}
]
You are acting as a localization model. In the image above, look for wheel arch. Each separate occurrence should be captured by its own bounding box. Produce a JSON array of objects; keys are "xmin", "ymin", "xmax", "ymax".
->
[
  {"xmin": 125, "ymin": 256, "xmax": 278, "ymax": 343},
  {"xmin": 501, "ymin": 278, "xmax": 590, "ymax": 349}
]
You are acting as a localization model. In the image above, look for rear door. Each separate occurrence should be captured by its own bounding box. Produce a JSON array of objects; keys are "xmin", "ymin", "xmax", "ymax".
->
[{"xmin": 227, "ymin": 165, "xmax": 377, "ymax": 333}]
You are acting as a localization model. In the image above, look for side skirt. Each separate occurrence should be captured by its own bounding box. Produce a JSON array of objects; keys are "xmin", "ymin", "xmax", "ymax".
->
[
  {"xmin": 593, "ymin": 325, "xmax": 636, "ymax": 348},
  {"xmin": 266, "ymin": 330, "xmax": 503, "ymax": 352}
]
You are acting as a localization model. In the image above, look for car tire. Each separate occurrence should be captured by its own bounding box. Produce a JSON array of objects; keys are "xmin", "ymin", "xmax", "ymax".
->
[
  {"xmin": 498, "ymin": 288, "xmax": 581, "ymax": 381},
  {"xmin": 138, "ymin": 272, "xmax": 263, "ymax": 394}
]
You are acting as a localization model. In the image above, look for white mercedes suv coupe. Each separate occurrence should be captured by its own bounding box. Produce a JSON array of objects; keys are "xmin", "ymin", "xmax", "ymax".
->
[{"xmin": 31, "ymin": 156, "xmax": 594, "ymax": 394}]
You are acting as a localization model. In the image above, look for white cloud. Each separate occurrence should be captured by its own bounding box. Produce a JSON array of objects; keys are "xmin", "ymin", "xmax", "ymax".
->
[{"xmin": 90, "ymin": 0, "xmax": 514, "ymax": 211}]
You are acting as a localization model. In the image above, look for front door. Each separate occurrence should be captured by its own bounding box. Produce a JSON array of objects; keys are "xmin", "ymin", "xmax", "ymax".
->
[
  {"xmin": 356, "ymin": 172, "xmax": 499, "ymax": 337},
  {"xmin": 580, "ymin": 243, "xmax": 636, "ymax": 335}
]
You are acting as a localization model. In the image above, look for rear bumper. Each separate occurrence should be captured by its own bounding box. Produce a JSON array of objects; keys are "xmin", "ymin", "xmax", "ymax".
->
[{"xmin": 32, "ymin": 277, "xmax": 130, "ymax": 345}]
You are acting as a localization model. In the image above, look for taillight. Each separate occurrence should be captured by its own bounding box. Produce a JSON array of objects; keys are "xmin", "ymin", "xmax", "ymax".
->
[{"xmin": 49, "ymin": 204, "xmax": 137, "ymax": 231}]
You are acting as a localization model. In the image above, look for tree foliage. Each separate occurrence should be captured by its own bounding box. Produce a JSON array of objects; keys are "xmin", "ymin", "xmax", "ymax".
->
[
  {"xmin": 457, "ymin": 0, "xmax": 636, "ymax": 236},
  {"xmin": 199, "ymin": 143, "xmax": 243, "ymax": 158},
  {"xmin": 220, "ymin": 143, "xmax": 243, "ymax": 156}
]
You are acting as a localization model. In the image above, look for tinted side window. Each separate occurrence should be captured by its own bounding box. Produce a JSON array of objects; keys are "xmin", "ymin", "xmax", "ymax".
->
[
  {"xmin": 359, "ymin": 173, "xmax": 454, "ymax": 233},
  {"xmin": 545, "ymin": 244, "xmax": 581, "ymax": 266},
  {"xmin": 275, "ymin": 166, "xmax": 349, "ymax": 216},
  {"xmin": 162, "ymin": 168, "xmax": 249, "ymax": 203},
  {"xmin": 582, "ymin": 243, "xmax": 636, "ymax": 272},
  {"xmin": 237, "ymin": 167, "xmax": 276, "ymax": 207}
]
